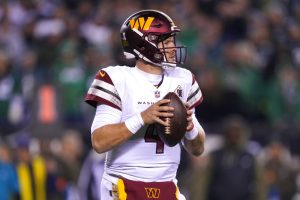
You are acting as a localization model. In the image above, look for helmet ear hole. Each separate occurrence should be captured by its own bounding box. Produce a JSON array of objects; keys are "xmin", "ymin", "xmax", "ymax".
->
[
  {"xmin": 154, "ymin": 53, "xmax": 163, "ymax": 62},
  {"xmin": 148, "ymin": 34, "xmax": 159, "ymax": 43}
]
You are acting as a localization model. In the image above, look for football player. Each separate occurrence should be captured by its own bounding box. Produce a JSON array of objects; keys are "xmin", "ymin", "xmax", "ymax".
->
[{"xmin": 85, "ymin": 9, "xmax": 205, "ymax": 200}]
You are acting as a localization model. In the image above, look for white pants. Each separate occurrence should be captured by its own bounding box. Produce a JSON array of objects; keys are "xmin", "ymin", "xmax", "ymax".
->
[{"xmin": 100, "ymin": 173, "xmax": 186, "ymax": 200}]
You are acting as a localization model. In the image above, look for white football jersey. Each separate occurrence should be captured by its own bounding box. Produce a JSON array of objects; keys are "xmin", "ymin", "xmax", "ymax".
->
[{"xmin": 85, "ymin": 65, "xmax": 203, "ymax": 182}]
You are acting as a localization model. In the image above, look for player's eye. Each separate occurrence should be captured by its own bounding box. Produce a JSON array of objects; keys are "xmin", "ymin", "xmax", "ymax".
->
[{"xmin": 163, "ymin": 38, "xmax": 174, "ymax": 45}]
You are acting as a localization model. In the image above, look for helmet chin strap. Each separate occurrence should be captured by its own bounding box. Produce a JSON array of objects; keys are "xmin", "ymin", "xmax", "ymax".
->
[
  {"xmin": 161, "ymin": 63, "xmax": 177, "ymax": 70},
  {"xmin": 137, "ymin": 52, "xmax": 177, "ymax": 70},
  {"xmin": 142, "ymin": 56, "xmax": 177, "ymax": 71}
]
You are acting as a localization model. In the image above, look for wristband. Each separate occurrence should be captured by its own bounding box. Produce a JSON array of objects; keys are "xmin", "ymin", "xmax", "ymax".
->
[
  {"xmin": 125, "ymin": 113, "xmax": 144, "ymax": 134},
  {"xmin": 185, "ymin": 126, "xmax": 199, "ymax": 140}
]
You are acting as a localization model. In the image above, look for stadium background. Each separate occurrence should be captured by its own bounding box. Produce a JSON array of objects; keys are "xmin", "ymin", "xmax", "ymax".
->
[{"xmin": 0, "ymin": 0, "xmax": 300, "ymax": 199}]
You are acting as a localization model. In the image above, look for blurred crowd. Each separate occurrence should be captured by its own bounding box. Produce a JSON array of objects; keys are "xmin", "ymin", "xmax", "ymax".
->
[{"xmin": 0, "ymin": 0, "xmax": 300, "ymax": 199}]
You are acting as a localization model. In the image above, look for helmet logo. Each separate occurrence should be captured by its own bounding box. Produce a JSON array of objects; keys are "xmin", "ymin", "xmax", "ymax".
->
[{"xmin": 129, "ymin": 17, "xmax": 154, "ymax": 31}]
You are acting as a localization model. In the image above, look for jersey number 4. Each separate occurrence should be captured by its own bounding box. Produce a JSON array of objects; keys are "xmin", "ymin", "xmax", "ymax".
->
[{"xmin": 144, "ymin": 125, "xmax": 164, "ymax": 154}]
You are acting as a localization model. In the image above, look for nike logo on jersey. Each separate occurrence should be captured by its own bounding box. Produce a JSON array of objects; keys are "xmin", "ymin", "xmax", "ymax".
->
[{"xmin": 99, "ymin": 70, "xmax": 106, "ymax": 77}]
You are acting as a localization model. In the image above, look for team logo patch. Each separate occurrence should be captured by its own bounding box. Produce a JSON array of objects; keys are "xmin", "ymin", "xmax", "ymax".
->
[
  {"xmin": 175, "ymin": 85, "xmax": 183, "ymax": 97},
  {"xmin": 129, "ymin": 17, "xmax": 154, "ymax": 31},
  {"xmin": 145, "ymin": 187, "xmax": 160, "ymax": 198}
]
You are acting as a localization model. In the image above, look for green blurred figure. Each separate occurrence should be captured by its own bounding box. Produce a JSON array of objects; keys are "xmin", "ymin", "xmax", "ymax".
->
[{"xmin": 188, "ymin": 116, "xmax": 266, "ymax": 200}]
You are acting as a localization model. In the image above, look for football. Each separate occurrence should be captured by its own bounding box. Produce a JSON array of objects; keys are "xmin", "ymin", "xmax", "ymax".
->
[{"xmin": 155, "ymin": 92, "xmax": 188, "ymax": 147}]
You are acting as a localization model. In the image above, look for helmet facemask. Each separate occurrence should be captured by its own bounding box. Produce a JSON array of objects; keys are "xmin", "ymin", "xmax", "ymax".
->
[{"xmin": 153, "ymin": 33, "xmax": 187, "ymax": 68}]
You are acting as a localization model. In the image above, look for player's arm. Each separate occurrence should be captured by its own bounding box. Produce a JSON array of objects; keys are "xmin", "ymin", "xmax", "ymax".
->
[
  {"xmin": 182, "ymin": 110, "xmax": 205, "ymax": 156},
  {"xmin": 91, "ymin": 100, "xmax": 174, "ymax": 154},
  {"xmin": 91, "ymin": 121, "xmax": 133, "ymax": 154},
  {"xmin": 87, "ymin": 69, "xmax": 173, "ymax": 153},
  {"xmin": 183, "ymin": 73, "xmax": 205, "ymax": 156}
]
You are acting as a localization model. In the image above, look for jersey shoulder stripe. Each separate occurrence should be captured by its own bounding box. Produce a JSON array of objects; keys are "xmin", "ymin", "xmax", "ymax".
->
[
  {"xmin": 187, "ymin": 74, "xmax": 203, "ymax": 108},
  {"xmin": 85, "ymin": 69, "xmax": 121, "ymax": 110}
]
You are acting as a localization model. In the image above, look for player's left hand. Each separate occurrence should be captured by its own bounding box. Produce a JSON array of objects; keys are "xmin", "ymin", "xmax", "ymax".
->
[{"xmin": 185, "ymin": 104, "xmax": 194, "ymax": 132}]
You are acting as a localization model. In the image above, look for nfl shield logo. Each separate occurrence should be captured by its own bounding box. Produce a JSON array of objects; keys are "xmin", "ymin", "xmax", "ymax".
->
[{"xmin": 155, "ymin": 91, "xmax": 160, "ymax": 98}]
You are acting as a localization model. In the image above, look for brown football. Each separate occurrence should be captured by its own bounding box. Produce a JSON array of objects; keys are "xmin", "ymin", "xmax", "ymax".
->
[{"xmin": 155, "ymin": 92, "xmax": 188, "ymax": 147}]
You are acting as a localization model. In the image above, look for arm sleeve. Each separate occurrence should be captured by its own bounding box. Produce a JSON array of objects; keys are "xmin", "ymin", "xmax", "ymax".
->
[{"xmin": 91, "ymin": 104, "xmax": 122, "ymax": 133}]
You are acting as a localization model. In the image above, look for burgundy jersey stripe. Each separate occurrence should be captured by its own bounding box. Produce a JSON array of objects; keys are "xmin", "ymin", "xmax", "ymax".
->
[
  {"xmin": 189, "ymin": 96, "xmax": 203, "ymax": 109},
  {"xmin": 95, "ymin": 69, "xmax": 114, "ymax": 84},
  {"xmin": 85, "ymin": 94, "xmax": 121, "ymax": 111},
  {"xmin": 192, "ymin": 74, "xmax": 196, "ymax": 84}
]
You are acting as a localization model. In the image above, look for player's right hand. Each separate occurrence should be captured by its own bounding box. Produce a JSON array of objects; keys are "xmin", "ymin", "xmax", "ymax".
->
[{"xmin": 141, "ymin": 99, "xmax": 174, "ymax": 126}]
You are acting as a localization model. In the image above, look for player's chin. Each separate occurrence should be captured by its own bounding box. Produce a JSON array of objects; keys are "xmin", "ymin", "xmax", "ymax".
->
[{"xmin": 167, "ymin": 57, "xmax": 176, "ymax": 63}]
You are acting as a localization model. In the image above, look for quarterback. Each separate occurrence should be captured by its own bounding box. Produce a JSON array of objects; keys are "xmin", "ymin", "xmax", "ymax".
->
[{"xmin": 85, "ymin": 10, "xmax": 205, "ymax": 200}]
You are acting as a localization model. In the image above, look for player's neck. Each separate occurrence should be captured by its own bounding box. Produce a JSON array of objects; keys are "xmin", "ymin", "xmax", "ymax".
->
[{"xmin": 136, "ymin": 60, "xmax": 163, "ymax": 75}]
